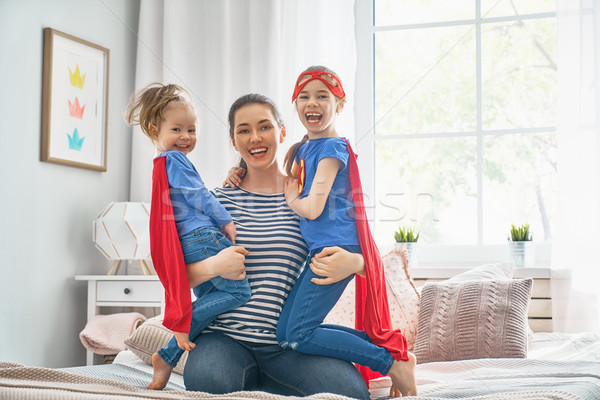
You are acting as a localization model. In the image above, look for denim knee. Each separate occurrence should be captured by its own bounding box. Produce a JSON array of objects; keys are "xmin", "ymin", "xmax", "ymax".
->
[{"xmin": 284, "ymin": 326, "xmax": 315, "ymax": 351}]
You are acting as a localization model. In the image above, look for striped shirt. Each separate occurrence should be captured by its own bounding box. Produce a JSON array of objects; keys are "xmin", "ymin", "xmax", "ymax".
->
[{"xmin": 204, "ymin": 187, "xmax": 308, "ymax": 344}]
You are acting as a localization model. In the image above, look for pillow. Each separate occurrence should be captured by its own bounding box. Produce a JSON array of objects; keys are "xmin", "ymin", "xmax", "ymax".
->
[
  {"xmin": 124, "ymin": 316, "xmax": 188, "ymax": 375},
  {"xmin": 413, "ymin": 278, "xmax": 532, "ymax": 364},
  {"xmin": 324, "ymin": 246, "xmax": 421, "ymax": 350},
  {"xmin": 448, "ymin": 262, "xmax": 513, "ymax": 282}
]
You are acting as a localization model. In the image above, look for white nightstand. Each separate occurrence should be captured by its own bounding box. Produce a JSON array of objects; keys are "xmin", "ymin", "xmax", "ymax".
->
[{"xmin": 75, "ymin": 275, "xmax": 164, "ymax": 365}]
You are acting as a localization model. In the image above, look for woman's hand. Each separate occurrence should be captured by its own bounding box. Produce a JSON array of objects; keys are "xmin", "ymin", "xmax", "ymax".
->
[
  {"xmin": 222, "ymin": 167, "xmax": 246, "ymax": 188},
  {"xmin": 309, "ymin": 246, "xmax": 366, "ymax": 285},
  {"xmin": 187, "ymin": 246, "xmax": 249, "ymax": 287}
]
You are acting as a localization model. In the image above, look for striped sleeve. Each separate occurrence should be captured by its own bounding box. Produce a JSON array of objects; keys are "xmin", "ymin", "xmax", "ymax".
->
[{"xmin": 205, "ymin": 187, "xmax": 308, "ymax": 344}]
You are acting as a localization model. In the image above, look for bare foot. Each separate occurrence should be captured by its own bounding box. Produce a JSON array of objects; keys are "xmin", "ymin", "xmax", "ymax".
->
[
  {"xmin": 148, "ymin": 352, "xmax": 173, "ymax": 390},
  {"xmin": 173, "ymin": 331, "xmax": 196, "ymax": 351},
  {"xmin": 388, "ymin": 351, "xmax": 417, "ymax": 397}
]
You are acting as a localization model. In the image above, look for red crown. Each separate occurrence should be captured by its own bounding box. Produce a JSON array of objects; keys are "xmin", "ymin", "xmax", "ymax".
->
[{"xmin": 68, "ymin": 97, "xmax": 86, "ymax": 119}]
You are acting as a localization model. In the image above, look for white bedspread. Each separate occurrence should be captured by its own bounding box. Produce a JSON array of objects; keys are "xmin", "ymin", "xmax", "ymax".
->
[{"xmin": 368, "ymin": 332, "xmax": 600, "ymax": 399}]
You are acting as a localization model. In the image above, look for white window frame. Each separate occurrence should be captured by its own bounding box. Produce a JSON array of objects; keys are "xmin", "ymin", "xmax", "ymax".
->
[{"xmin": 354, "ymin": 0, "xmax": 554, "ymax": 267}]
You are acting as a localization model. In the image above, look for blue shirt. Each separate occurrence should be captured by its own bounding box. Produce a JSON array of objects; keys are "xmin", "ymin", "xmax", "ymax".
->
[
  {"xmin": 159, "ymin": 151, "xmax": 232, "ymax": 237},
  {"xmin": 296, "ymin": 137, "xmax": 359, "ymax": 250}
]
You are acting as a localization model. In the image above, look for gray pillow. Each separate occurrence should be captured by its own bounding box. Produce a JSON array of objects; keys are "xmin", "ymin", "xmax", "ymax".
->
[
  {"xmin": 124, "ymin": 316, "xmax": 187, "ymax": 375},
  {"xmin": 414, "ymin": 278, "xmax": 532, "ymax": 364}
]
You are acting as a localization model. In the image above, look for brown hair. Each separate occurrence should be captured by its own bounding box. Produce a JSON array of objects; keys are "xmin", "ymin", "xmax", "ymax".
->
[
  {"xmin": 124, "ymin": 83, "xmax": 194, "ymax": 139},
  {"xmin": 227, "ymin": 93, "xmax": 284, "ymax": 170},
  {"xmin": 283, "ymin": 66, "xmax": 345, "ymax": 177}
]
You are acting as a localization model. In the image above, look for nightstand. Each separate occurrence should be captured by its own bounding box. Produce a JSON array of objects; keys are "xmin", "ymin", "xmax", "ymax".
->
[{"xmin": 75, "ymin": 275, "xmax": 164, "ymax": 365}]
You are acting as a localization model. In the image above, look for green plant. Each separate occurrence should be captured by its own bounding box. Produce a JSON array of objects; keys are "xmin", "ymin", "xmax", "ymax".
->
[
  {"xmin": 508, "ymin": 223, "xmax": 532, "ymax": 241},
  {"xmin": 394, "ymin": 226, "xmax": 420, "ymax": 242}
]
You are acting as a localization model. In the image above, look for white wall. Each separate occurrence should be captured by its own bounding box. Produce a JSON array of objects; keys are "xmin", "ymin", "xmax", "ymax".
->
[{"xmin": 0, "ymin": 0, "xmax": 140, "ymax": 367}]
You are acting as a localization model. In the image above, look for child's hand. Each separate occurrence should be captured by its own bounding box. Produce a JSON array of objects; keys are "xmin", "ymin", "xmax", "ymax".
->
[
  {"xmin": 221, "ymin": 221, "xmax": 237, "ymax": 244},
  {"xmin": 309, "ymin": 246, "xmax": 364, "ymax": 285},
  {"xmin": 222, "ymin": 167, "xmax": 246, "ymax": 188},
  {"xmin": 284, "ymin": 177, "xmax": 300, "ymax": 204}
]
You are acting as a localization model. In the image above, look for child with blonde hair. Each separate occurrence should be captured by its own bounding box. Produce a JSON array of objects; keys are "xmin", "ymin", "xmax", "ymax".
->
[{"xmin": 125, "ymin": 83, "xmax": 251, "ymax": 390}]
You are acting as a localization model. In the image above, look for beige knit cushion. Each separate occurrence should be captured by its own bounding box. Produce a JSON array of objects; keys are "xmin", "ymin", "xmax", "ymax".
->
[
  {"xmin": 324, "ymin": 246, "xmax": 421, "ymax": 350},
  {"xmin": 414, "ymin": 278, "xmax": 533, "ymax": 364},
  {"xmin": 124, "ymin": 316, "xmax": 187, "ymax": 374}
]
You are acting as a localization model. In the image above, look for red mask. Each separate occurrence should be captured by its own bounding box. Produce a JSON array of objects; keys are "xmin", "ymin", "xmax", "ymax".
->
[{"xmin": 291, "ymin": 70, "xmax": 346, "ymax": 102}]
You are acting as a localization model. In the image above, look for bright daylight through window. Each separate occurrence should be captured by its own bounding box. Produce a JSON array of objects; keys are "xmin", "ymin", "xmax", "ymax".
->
[{"xmin": 360, "ymin": 0, "xmax": 557, "ymax": 249}]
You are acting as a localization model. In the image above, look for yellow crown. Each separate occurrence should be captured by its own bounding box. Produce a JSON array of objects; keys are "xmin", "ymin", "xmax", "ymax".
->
[{"xmin": 68, "ymin": 65, "xmax": 86, "ymax": 89}]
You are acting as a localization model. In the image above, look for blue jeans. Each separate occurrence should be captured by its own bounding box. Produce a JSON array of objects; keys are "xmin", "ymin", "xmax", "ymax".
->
[
  {"xmin": 157, "ymin": 226, "xmax": 251, "ymax": 367},
  {"xmin": 183, "ymin": 332, "xmax": 370, "ymax": 399},
  {"xmin": 276, "ymin": 245, "xmax": 394, "ymax": 376}
]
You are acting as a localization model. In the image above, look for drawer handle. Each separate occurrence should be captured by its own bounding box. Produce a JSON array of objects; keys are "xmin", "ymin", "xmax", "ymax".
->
[{"xmin": 124, "ymin": 288, "xmax": 131, "ymax": 295}]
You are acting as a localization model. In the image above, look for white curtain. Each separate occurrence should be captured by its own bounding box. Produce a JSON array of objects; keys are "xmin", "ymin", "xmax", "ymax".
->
[
  {"xmin": 551, "ymin": 0, "xmax": 600, "ymax": 333},
  {"xmin": 129, "ymin": 0, "xmax": 356, "ymax": 202}
]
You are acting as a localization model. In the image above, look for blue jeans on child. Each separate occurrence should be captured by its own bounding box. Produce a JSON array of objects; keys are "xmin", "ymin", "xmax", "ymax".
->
[
  {"xmin": 276, "ymin": 245, "xmax": 394, "ymax": 376},
  {"xmin": 157, "ymin": 226, "xmax": 251, "ymax": 367}
]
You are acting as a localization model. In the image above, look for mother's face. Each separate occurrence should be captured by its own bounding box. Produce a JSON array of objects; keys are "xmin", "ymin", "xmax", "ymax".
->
[{"xmin": 231, "ymin": 104, "xmax": 286, "ymax": 170}]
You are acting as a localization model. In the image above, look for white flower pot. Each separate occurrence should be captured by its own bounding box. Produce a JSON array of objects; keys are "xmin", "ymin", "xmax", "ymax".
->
[
  {"xmin": 394, "ymin": 242, "xmax": 419, "ymax": 269},
  {"xmin": 508, "ymin": 241, "xmax": 535, "ymax": 268}
]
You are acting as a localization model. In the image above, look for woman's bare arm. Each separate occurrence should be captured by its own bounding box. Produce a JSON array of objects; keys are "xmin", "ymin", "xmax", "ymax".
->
[{"xmin": 186, "ymin": 246, "xmax": 249, "ymax": 287}]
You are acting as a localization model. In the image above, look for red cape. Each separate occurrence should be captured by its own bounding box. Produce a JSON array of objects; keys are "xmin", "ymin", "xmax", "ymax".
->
[
  {"xmin": 150, "ymin": 155, "xmax": 192, "ymax": 333},
  {"xmin": 343, "ymin": 139, "xmax": 408, "ymax": 384}
]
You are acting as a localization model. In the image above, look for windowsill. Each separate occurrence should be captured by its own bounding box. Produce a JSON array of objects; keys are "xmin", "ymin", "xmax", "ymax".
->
[{"xmin": 379, "ymin": 243, "xmax": 552, "ymax": 269}]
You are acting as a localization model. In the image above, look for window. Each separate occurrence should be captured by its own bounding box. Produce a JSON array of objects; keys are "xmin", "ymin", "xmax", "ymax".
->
[{"xmin": 355, "ymin": 0, "xmax": 557, "ymax": 261}]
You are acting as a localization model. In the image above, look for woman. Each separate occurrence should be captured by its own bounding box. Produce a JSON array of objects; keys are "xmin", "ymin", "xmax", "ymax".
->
[{"xmin": 182, "ymin": 93, "xmax": 370, "ymax": 399}]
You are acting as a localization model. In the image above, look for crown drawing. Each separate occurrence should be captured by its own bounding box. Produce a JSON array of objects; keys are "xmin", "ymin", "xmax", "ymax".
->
[
  {"xmin": 68, "ymin": 65, "xmax": 86, "ymax": 89},
  {"xmin": 67, "ymin": 128, "xmax": 85, "ymax": 151},
  {"xmin": 68, "ymin": 97, "xmax": 86, "ymax": 119}
]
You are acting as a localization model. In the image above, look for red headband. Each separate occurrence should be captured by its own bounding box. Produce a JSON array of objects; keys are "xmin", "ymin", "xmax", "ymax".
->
[{"xmin": 291, "ymin": 70, "xmax": 346, "ymax": 102}]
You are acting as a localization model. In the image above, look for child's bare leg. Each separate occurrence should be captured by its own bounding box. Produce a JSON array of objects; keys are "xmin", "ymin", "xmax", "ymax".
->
[
  {"xmin": 148, "ymin": 353, "xmax": 173, "ymax": 390},
  {"xmin": 173, "ymin": 331, "xmax": 196, "ymax": 351},
  {"xmin": 388, "ymin": 351, "xmax": 417, "ymax": 397}
]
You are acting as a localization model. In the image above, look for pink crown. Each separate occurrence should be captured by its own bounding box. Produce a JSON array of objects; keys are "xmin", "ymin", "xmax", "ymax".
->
[{"xmin": 68, "ymin": 97, "xmax": 86, "ymax": 119}]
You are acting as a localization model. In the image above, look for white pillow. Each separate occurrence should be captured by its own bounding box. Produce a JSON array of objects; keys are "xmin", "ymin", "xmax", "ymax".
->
[{"xmin": 448, "ymin": 262, "xmax": 513, "ymax": 282}]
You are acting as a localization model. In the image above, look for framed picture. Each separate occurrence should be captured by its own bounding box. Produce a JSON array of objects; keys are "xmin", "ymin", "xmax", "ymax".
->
[{"xmin": 41, "ymin": 28, "xmax": 110, "ymax": 171}]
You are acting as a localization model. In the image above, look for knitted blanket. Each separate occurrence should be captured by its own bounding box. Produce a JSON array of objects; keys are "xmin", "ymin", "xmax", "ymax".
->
[
  {"xmin": 1, "ymin": 358, "xmax": 599, "ymax": 400},
  {"xmin": 79, "ymin": 312, "xmax": 147, "ymax": 355},
  {"xmin": 0, "ymin": 362, "xmax": 354, "ymax": 400}
]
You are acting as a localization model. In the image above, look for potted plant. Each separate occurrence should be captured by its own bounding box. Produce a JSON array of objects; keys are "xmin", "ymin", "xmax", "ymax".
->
[
  {"xmin": 394, "ymin": 226, "xmax": 420, "ymax": 268},
  {"xmin": 507, "ymin": 223, "xmax": 534, "ymax": 268}
]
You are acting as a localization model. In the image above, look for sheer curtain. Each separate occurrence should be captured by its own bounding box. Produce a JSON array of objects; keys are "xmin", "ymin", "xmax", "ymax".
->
[
  {"xmin": 551, "ymin": 0, "xmax": 600, "ymax": 333},
  {"xmin": 129, "ymin": 0, "xmax": 356, "ymax": 202}
]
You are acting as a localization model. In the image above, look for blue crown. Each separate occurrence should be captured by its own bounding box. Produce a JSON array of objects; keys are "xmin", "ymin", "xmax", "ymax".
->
[{"xmin": 67, "ymin": 128, "xmax": 85, "ymax": 151}]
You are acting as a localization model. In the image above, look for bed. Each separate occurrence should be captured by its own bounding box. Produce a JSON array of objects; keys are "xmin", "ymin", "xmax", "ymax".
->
[
  {"xmin": 1, "ymin": 332, "xmax": 599, "ymax": 399},
  {"xmin": 2, "ymin": 252, "xmax": 599, "ymax": 399}
]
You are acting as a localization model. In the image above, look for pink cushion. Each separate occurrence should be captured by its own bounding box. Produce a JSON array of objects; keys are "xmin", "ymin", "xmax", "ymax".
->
[{"xmin": 324, "ymin": 247, "xmax": 421, "ymax": 350}]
